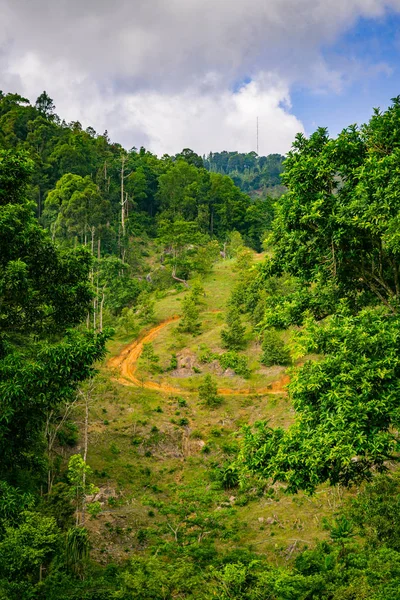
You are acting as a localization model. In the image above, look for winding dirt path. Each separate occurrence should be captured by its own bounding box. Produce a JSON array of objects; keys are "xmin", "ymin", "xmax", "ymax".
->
[{"xmin": 107, "ymin": 316, "xmax": 289, "ymax": 396}]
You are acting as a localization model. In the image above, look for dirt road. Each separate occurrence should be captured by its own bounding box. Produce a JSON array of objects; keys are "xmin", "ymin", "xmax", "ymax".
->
[{"xmin": 107, "ymin": 317, "xmax": 289, "ymax": 396}]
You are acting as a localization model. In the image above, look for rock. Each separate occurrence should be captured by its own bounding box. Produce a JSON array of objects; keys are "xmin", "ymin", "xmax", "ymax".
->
[
  {"xmin": 258, "ymin": 517, "xmax": 264, "ymax": 523},
  {"xmin": 208, "ymin": 360, "xmax": 224, "ymax": 375},
  {"xmin": 223, "ymin": 368, "xmax": 236, "ymax": 377},
  {"xmin": 266, "ymin": 517, "xmax": 276, "ymax": 525}
]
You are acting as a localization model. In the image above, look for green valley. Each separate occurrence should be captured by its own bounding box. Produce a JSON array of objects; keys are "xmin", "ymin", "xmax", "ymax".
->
[{"xmin": 3, "ymin": 90, "xmax": 400, "ymax": 599}]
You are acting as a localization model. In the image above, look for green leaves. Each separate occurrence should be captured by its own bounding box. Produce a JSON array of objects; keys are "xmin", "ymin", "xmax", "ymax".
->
[
  {"xmin": 271, "ymin": 101, "xmax": 400, "ymax": 309},
  {"xmin": 0, "ymin": 149, "xmax": 34, "ymax": 205},
  {"xmin": 199, "ymin": 375, "xmax": 221, "ymax": 408},
  {"xmin": 240, "ymin": 308, "xmax": 400, "ymax": 493},
  {"xmin": 0, "ymin": 150, "xmax": 109, "ymax": 483},
  {"xmin": 221, "ymin": 306, "xmax": 246, "ymax": 350}
]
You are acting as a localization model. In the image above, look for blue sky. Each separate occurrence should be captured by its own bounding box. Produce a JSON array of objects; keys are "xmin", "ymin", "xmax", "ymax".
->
[
  {"xmin": 292, "ymin": 11, "xmax": 400, "ymax": 137},
  {"xmin": 2, "ymin": 0, "xmax": 400, "ymax": 155}
]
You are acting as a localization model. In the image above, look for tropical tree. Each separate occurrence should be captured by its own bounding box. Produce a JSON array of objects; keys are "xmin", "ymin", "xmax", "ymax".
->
[
  {"xmin": 240, "ymin": 307, "xmax": 400, "ymax": 493},
  {"xmin": 43, "ymin": 173, "xmax": 111, "ymax": 247},
  {"xmin": 271, "ymin": 98, "xmax": 400, "ymax": 310},
  {"xmin": 0, "ymin": 149, "xmax": 107, "ymax": 489}
]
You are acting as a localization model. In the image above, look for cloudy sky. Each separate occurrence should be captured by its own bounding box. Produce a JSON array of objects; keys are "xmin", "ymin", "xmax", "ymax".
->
[{"xmin": 1, "ymin": 0, "xmax": 400, "ymax": 156}]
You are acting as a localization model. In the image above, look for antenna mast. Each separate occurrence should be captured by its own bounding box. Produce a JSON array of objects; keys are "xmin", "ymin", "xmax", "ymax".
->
[{"xmin": 256, "ymin": 116, "xmax": 259, "ymax": 155}]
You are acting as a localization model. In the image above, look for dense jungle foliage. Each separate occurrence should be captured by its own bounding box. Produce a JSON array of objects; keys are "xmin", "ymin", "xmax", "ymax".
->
[
  {"xmin": 2, "ymin": 91, "xmax": 400, "ymax": 599},
  {"xmin": 203, "ymin": 151, "xmax": 285, "ymax": 196}
]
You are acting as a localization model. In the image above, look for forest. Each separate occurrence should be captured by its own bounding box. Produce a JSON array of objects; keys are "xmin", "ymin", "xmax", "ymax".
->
[
  {"xmin": 2, "ymin": 90, "xmax": 400, "ymax": 599},
  {"xmin": 203, "ymin": 151, "xmax": 285, "ymax": 197}
]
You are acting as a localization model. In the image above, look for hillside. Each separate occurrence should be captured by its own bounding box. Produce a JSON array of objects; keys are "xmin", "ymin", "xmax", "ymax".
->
[
  {"xmin": 203, "ymin": 151, "xmax": 286, "ymax": 197},
  {"xmin": 83, "ymin": 255, "xmax": 346, "ymax": 566},
  {"xmin": 4, "ymin": 95, "xmax": 400, "ymax": 599}
]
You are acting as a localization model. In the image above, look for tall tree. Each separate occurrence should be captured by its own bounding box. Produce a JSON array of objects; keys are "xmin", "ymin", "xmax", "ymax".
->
[
  {"xmin": 0, "ymin": 149, "xmax": 107, "ymax": 489},
  {"xmin": 272, "ymin": 99, "xmax": 400, "ymax": 309}
]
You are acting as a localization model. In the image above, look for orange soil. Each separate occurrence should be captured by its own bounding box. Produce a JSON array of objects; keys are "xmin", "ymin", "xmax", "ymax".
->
[{"xmin": 107, "ymin": 316, "xmax": 289, "ymax": 396}]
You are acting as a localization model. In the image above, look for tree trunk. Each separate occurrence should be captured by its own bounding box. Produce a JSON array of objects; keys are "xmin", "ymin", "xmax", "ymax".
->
[
  {"xmin": 99, "ymin": 291, "xmax": 105, "ymax": 332},
  {"xmin": 121, "ymin": 156, "xmax": 126, "ymax": 236},
  {"xmin": 172, "ymin": 267, "xmax": 189, "ymax": 287},
  {"xmin": 81, "ymin": 392, "xmax": 89, "ymax": 526}
]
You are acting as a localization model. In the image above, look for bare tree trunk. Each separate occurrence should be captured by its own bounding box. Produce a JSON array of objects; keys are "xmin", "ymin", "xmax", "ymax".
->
[
  {"xmin": 81, "ymin": 391, "xmax": 89, "ymax": 526},
  {"xmin": 46, "ymin": 399, "xmax": 78, "ymax": 494},
  {"xmin": 172, "ymin": 269, "xmax": 189, "ymax": 287},
  {"xmin": 100, "ymin": 291, "xmax": 105, "ymax": 332},
  {"xmin": 121, "ymin": 156, "xmax": 126, "ymax": 237},
  {"xmin": 77, "ymin": 381, "xmax": 94, "ymax": 526},
  {"xmin": 120, "ymin": 154, "xmax": 132, "ymax": 261},
  {"xmin": 97, "ymin": 237, "xmax": 101, "ymax": 260}
]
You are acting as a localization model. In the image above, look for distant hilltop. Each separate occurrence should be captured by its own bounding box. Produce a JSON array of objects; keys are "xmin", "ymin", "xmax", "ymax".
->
[{"xmin": 203, "ymin": 151, "xmax": 286, "ymax": 197}]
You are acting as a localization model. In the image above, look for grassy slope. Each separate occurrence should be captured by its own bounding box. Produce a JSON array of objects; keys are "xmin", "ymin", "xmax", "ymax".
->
[{"xmin": 83, "ymin": 256, "xmax": 350, "ymax": 566}]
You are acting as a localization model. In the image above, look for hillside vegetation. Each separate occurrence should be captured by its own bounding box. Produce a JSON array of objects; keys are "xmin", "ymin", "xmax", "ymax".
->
[
  {"xmin": 3, "ymin": 93, "xmax": 400, "ymax": 599},
  {"xmin": 203, "ymin": 151, "xmax": 286, "ymax": 197}
]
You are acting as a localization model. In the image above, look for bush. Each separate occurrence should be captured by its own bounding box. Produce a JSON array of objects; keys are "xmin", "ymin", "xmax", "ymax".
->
[
  {"xmin": 56, "ymin": 422, "xmax": 79, "ymax": 447},
  {"xmin": 261, "ymin": 329, "xmax": 291, "ymax": 366},
  {"xmin": 137, "ymin": 292, "xmax": 156, "ymax": 324},
  {"xmin": 116, "ymin": 307, "xmax": 140, "ymax": 337},
  {"xmin": 199, "ymin": 375, "xmax": 221, "ymax": 408},
  {"xmin": 221, "ymin": 306, "xmax": 246, "ymax": 350},
  {"xmin": 234, "ymin": 247, "xmax": 254, "ymax": 272},
  {"xmin": 141, "ymin": 342, "xmax": 162, "ymax": 374},
  {"xmin": 199, "ymin": 345, "xmax": 216, "ymax": 363},
  {"xmin": 166, "ymin": 353, "xmax": 178, "ymax": 371},
  {"xmin": 179, "ymin": 295, "xmax": 201, "ymax": 335},
  {"xmin": 190, "ymin": 280, "xmax": 206, "ymax": 304},
  {"xmin": 227, "ymin": 230, "xmax": 244, "ymax": 257},
  {"xmin": 218, "ymin": 465, "xmax": 240, "ymax": 489},
  {"xmin": 192, "ymin": 240, "xmax": 220, "ymax": 275},
  {"xmin": 219, "ymin": 351, "xmax": 250, "ymax": 378}
]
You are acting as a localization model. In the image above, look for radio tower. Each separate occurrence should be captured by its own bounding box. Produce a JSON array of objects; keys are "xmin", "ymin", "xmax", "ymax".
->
[{"xmin": 256, "ymin": 116, "xmax": 259, "ymax": 155}]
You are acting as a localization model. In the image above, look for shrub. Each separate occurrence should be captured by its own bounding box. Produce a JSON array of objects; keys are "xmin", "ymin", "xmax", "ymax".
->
[
  {"xmin": 219, "ymin": 351, "xmax": 250, "ymax": 378},
  {"xmin": 141, "ymin": 342, "xmax": 162, "ymax": 373},
  {"xmin": 218, "ymin": 464, "xmax": 240, "ymax": 489},
  {"xmin": 179, "ymin": 295, "xmax": 201, "ymax": 335},
  {"xmin": 234, "ymin": 247, "xmax": 254, "ymax": 272},
  {"xmin": 137, "ymin": 292, "xmax": 156, "ymax": 324},
  {"xmin": 221, "ymin": 306, "xmax": 246, "ymax": 350},
  {"xmin": 261, "ymin": 329, "xmax": 291, "ymax": 366},
  {"xmin": 199, "ymin": 375, "xmax": 221, "ymax": 408},
  {"xmin": 116, "ymin": 306, "xmax": 140, "ymax": 337},
  {"xmin": 190, "ymin": 279, "xmax": 206, "ymax": 304},
  {"xmin": 166, "ymin": 352, "xmax": 178, "ymax": 371},
  {"xmin": 199, "ymin": 345, "xmax": 216, "ymax": 363},
  {"xmin": 56, "ymin": 422, "xmax": 79, "ymax": 447}
]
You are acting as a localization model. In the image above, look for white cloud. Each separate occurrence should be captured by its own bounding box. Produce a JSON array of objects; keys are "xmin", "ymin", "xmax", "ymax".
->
[
  {"xmin": 1, "ymin": 0, "xmax": 400, "ymax": 155},
  {"xmin": 119, "ymin": 74, "xmax": 303, "ymax": 156}
]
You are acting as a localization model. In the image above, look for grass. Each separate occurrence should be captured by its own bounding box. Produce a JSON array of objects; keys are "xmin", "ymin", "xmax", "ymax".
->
[
  {"xmin": 76, "ymin": 254, "xmax": 353, "ymax": 566},
  {"xmin": 82, "ymin": 374, "xmax": 350, "ymax": 566}
]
